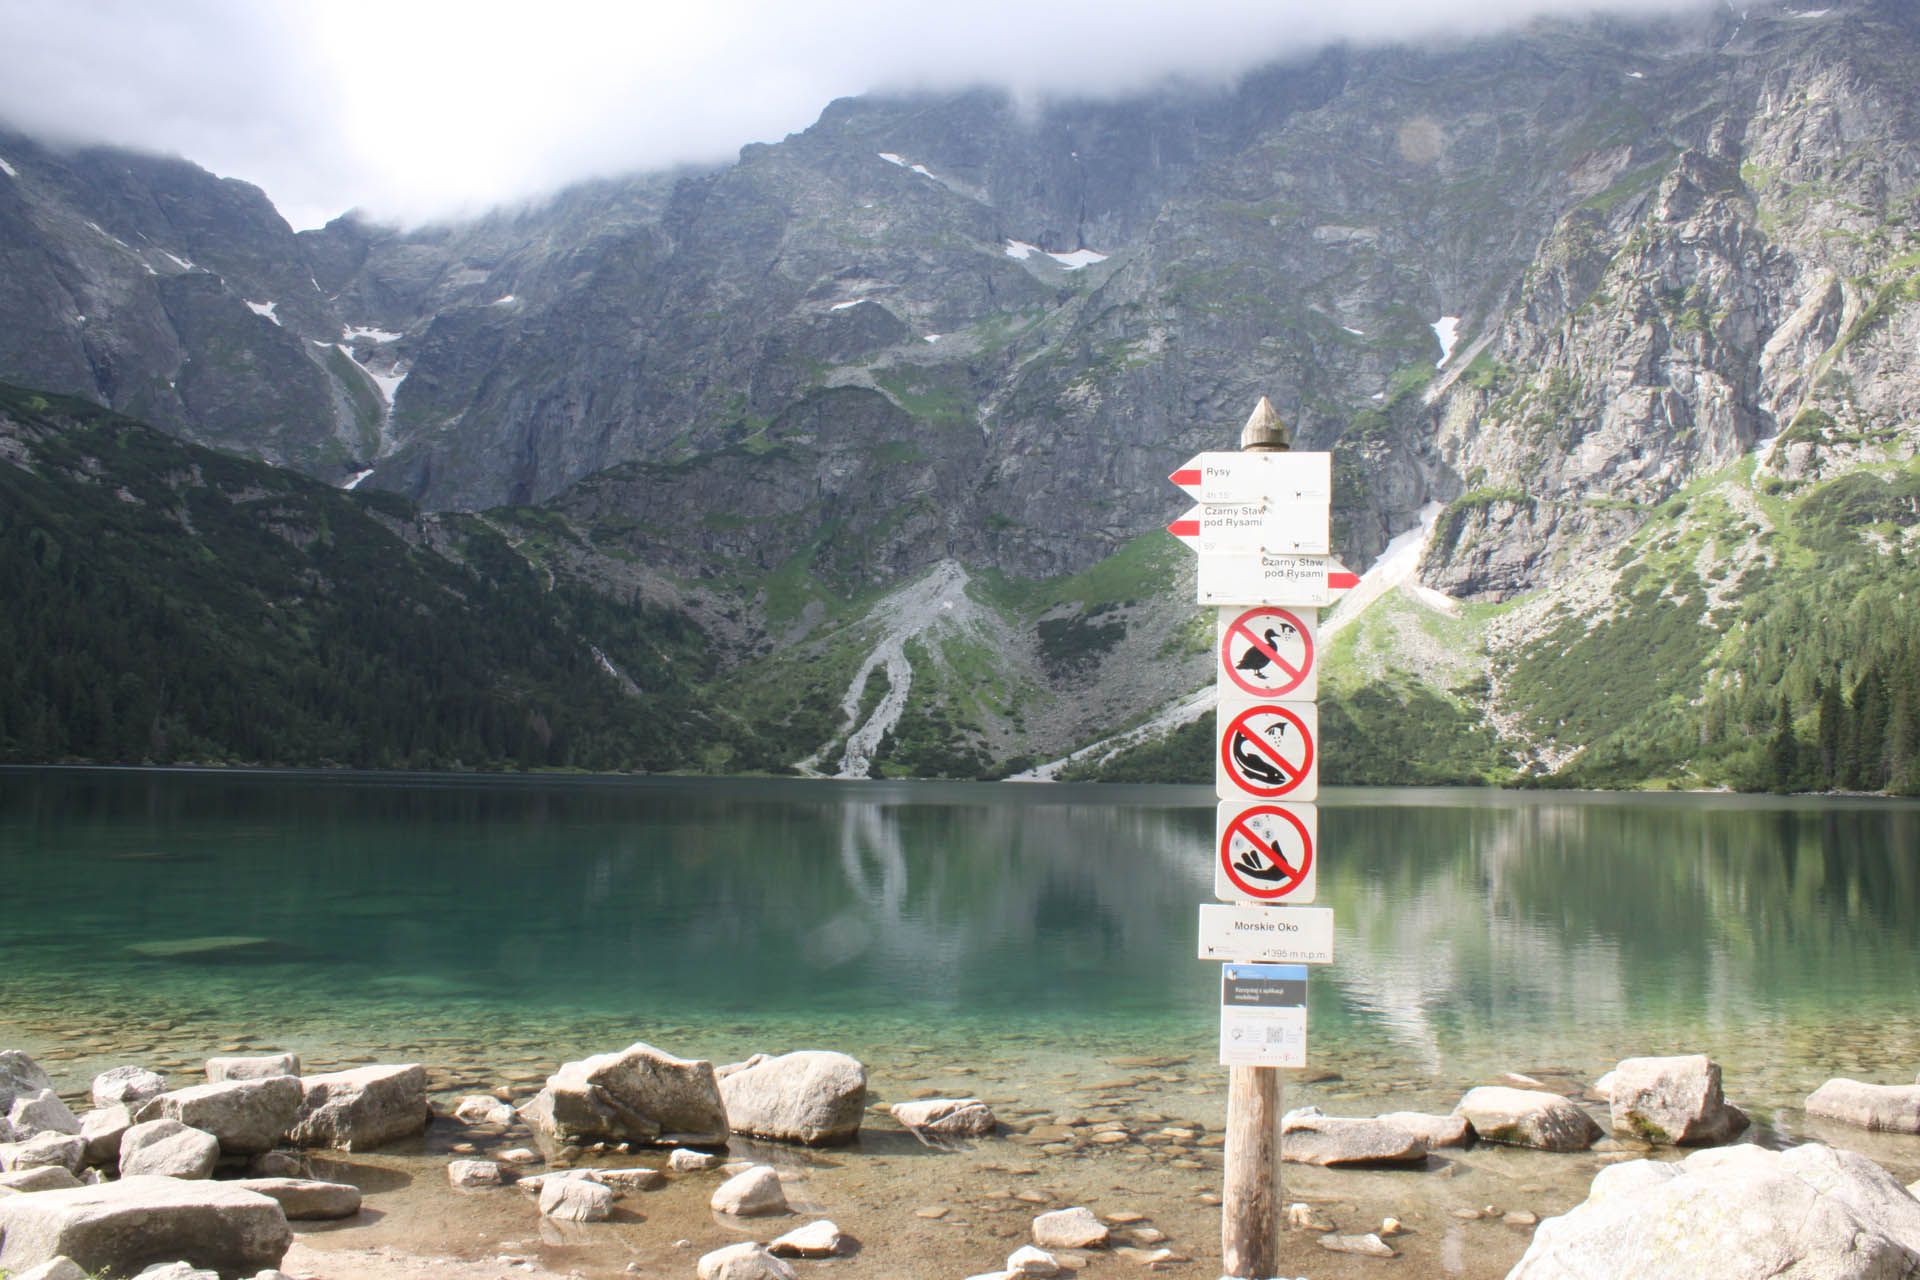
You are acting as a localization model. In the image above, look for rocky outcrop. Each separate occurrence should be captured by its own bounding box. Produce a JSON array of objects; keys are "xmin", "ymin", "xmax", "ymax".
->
[
  {"xmin": 134, "ymin": 1077, "xmax": 302, "ymax": 1156},
  {"xmin": 1603, "ymin": 1054, "xmax": 1748, "ymax": 1145},
  {"xmin": 1804, "ymin": 1078, "xmax": 1920, "ymax": 1134},
  {"xmin": 1453, "ymin": 1086, "xmax": 1602, "ymax": 1151},
  {"xmin": 1507, "ymin": 1143, "xmax": 1920, "ymax": 1279},
  {"xmin": 718, "ymin": 1051, "xmax": 867, "ymax": 1145},
  {"xmin": 287, "ymin": 1064, "xmax": 428, "ymax": 1150},
  {"xmin": 0, "ymin": 1175, "xmax": 292, "ymax": 1276},
  {"xmin": 517, "ymin": 1042, "xmax": 727, "ymax": 1147}
]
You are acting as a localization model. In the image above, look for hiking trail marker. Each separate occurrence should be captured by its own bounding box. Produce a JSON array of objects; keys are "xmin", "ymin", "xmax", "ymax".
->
[{"xmin": 1169, "ymin": 395, "xmax": 1343, "ymax": 1280}]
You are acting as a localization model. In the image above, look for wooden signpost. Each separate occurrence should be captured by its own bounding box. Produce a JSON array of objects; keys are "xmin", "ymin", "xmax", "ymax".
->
[{"xmin": 1169, "ymin": 397, "xmax": 1343, "ymax": 1280}]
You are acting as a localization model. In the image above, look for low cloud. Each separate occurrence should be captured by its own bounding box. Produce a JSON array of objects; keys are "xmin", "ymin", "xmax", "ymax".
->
[{"xmin": 1, "ymin": 0, "xmax": 1717, "ymax": 229}]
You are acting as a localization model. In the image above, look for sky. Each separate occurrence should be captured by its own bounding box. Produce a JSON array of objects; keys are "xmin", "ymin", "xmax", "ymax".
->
[{"xmin": 0, "ymin": 0, "xmax": 1712, "ymax": 231}]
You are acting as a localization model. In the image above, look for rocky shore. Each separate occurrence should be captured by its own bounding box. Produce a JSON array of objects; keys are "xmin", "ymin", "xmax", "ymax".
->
[{"xmin": 3, "ymin": 1040, "xmax": 1918, "ymax": 1279}]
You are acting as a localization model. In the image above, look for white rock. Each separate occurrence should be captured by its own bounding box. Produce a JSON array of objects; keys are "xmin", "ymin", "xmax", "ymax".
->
[
  {"xmin": 447, "ymin": 1159, "xmax": 505, "ymax": 1189},
  {"xmin": 710, "ymin": 1165, "xmax": 789, "ymax": 1216},
  {"xmin": 890, "ymin": 1096, "xmax": 998, "ymax": 1138},
  {"xmin": 1606, "ymin": 1054, "xmax": 1748, "ymax": 1145},
  {"xmin": 0, "ymin": 1175, "xmax": 291, "ymax": 1276},
  {"xmin": 79, "ymin": 1105, "xmax": 132, "ymax": 1168},
  {"xmin": 1319, "ymin": 1232, "xmax": 1396, "ymax": 1257},
  {"xmin": 1805, "ymin": 1079, "xmax": 1920, "ymax": 1134},
  {"xmin": 1032, "ymin": 1205, "xmax": 1110, "ymax": 1249},
  {"xmin": 1454, "ymin": 1086, "xmax": 1602, "ymax": 1151},
  {"xmin": 718, "ymin": 1051, "xmax": 867, "ymax": 1145},
  {"xmin": 1509, "ymin": 1142, "xmax": 1920, "ymax": 1278},
  {"xmin": 288, "ymin": 1064, "xmax": 428, "ymax": 1151},
  {"xmin": 205, "ymin": 1055, "xmax": 299, "ymax": 1084},
  {"xmin": 91, "ymin": 1067, "xmax": 166, "ymax": 1110},
  {"xmin": 1006, "ymin": 1243, "xmax": 1060, "ymax": 1276},
  {"xmin": 10, "ymin": 1256, "xmax": 92, "ymax": 1280},
  {"xmin": 696, "ymin": 1241, "xmax": 798, "ymax": 1280},
  {"xmin": 668, "ymin": 1147, "xmax": 724, "ymax": 1171},
  {"xmin": 119, "ymin": 1120, "xmax": 219, "ymax": 1179},
  {"xmin": 134, "ymin": 1077, "xmax": 302, "ymax": 1156},
  {"xmin": 538, "ymin": 1176, "xmax": 614, "ymax": 1222},
  {"xmin": 0, "ymin": 1052, "xmax": 54, "ymax": 1114},
  {"xmin": 452, "ymin": 1094, "xmax": 515, "ymax": 1126},
  {"xmin": 0, "ymin": 1133, "xmax": 87, "ymax": 1174},
  {"xmin": 517, "ymin": 1042, "xmax": 727, "ymax": 1147},
  {"xmin": 9, "ymin": 1090, "xmax": 80, "ymax": 1138},
  {"xmin": 768, "ymin": 1218, "xmax": 846, "ymax": 1257}
]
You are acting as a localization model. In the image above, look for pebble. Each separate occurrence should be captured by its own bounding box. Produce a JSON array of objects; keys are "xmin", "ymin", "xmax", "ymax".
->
[
  {"xmin": 916, "ymin": 1206, "xmax": 952, "ymax": 1219},
  {"xmin": 1320, "ymin": 1232, "xmax": 1397, "ymax": 1258},
  {"xmin": 1505, "ymin": 1210, "xmax": 1540, "ymax": 1227}
]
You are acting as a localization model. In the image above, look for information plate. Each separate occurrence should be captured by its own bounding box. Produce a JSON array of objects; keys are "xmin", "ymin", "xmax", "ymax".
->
[
  {"xmin": 1219, "ymin": 962, "xmax": 1308, "ymax": 1067},
  {"xmin": 1196, "ymin": 552, "xmax": 1353, "ymax": 607},
  {"xmin": 1170, "ymin": 452, "xmax": 1333, "ymax": 505},
  {"xmin": 1168, "ymin": 502, "xmax": 1330, "ymax": 555},
  {"xmin": 1197, "ymin": 904, "xmax": 1335, "ymax": 964}
]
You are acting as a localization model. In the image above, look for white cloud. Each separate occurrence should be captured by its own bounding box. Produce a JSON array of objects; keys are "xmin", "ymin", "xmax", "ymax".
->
[{"xmin": 0, "ymin": 0, "xmax": 1715, "ymax": 230}]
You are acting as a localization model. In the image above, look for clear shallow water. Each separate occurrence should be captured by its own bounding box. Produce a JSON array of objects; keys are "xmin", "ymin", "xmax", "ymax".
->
[{"xmin": 3, "ymin": 768, "xmax": 1916, "ymax": 1118}]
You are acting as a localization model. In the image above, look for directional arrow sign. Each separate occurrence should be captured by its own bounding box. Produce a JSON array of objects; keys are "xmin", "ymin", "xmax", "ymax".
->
[
  {"xmin": 1197, "ymin": 552, "xmax": 1360, "ymax": 607},
  {"xmin": 1169, "ymin": 451, "xmax": 1332, "ymax": 505},
  {"xmin": 1198, "ymin": 904, "xmax": 1335, "ymax": 964},
  {"xmin": 1218, "ymin": 699, "xmax": 1318, "ymax": 802},
  {"xmin": 1216, "ymin": 800, "xmax": 1317, "ymax": 904},
  {"xmin": 1166, "ymin": 503, "xmax": 1330, "ymax": 555}
]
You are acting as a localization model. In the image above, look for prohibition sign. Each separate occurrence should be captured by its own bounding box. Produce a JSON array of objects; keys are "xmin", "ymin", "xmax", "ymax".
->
[
  {"xmin": 1219, "ymin": 804, "xmax": 1314, "ymax": 901},
  {"xmin": 1220, "ymin": 606, "xmax": 1315, "ymax": 699},
  {"xmin": 1219, "ymin": 703, "xmax": 1315, "ymax": 799}
]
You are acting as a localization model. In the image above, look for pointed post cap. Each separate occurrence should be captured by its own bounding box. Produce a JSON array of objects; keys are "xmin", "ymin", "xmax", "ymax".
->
[{"xmin": 1239, "ymin": 396, "xmax": 1292, "ymax": 452}]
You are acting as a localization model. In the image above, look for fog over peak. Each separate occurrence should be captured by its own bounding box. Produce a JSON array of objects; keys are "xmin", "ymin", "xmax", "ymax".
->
[{"xmin": 2, "ymin": 0, "xmax": 1720, "ymax": 230}]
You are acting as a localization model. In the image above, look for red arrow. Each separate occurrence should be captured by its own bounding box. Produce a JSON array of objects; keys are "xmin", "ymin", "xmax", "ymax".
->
[{"xmin": 1170, "ymin": 467, "xmax": 1203, "ymax": 491}]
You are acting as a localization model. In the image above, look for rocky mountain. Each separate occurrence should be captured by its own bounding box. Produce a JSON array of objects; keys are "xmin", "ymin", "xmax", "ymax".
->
[{"xmin": 3, "ymin": 0, "xmax": 1918, "ymax": 789}]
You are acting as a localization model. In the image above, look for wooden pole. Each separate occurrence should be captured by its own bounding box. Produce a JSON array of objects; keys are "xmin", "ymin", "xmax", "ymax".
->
[
  {"xmin": 1222, "ymin": 1064, "xmax": 1281, "ymax": 1278},
  {"xmin": 1221, "ymin": 394, "xmax": 1292, "ymax": 1280}
]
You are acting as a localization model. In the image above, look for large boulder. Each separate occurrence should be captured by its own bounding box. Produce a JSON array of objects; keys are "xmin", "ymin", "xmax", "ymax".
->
[
  {"xmin": 516, "ymin": 1042, "xmax": 727, "ymax": 1147},
  {"xmin": 1454, "ymin": 1086, "xmax": 1602, "ymax": 1151},
  {"xmin": 118, "ymin": 1120, "xmax": 219, "ymax": 1179},
  {"xmin": 9, "ymin": 1091, "xmax": 80, "ymax": 1139},
  {"xmin": 0, "ymin": 1133, "xmax": 87, "ymax": 1175},
  {"xmin": 0, "ymin": 1167, "xmax": 82, "ymax": 1193},
  {"xmin": 205, "ymin": 1055, "xmax": 300, "ymax": 1084},
  {"xmin": 134, "ymin": 1077, "xmax": 302, "ymax": 1156},
  {"xmin": 1281, "ymin": 1107, "xmax": 1428, "ymax": 1166},
  {"xmin": 287, "ymin": 1064, "xmax": 428, "ymax": 1151},
  {"xmin": 91, "ymin": 1067, "xmax": 166, "ymax": 1110},
  {"xmin": 80, "ymin": 1105, "xmax": 133, "ymax": 1168},
  {"xmin": 718, "ymin": 1051, "xmax": 867, "ymax": 1145},
  {"xmin": 1804, "ymin": 1079, "xmax": 1920, "ymax": 1134},
  {"xmin": 0, "ymin": 1175, "xmax": 292, "ymax": 1276},
  {"xmin": 1507, "ymin": 1142, "xmax": 1920, "ymax": 1279},
  {"xmin": 228, "ymin": 1178, "xmax": 362, "ymax": 1220},
  {"xmin": 890, "ymin": 1097, "xmax": 997, "ymax": 1138},
  {"xmin": 0, "ymin": 1052, "xmax": 54, "ymax": 1114},
  {"xmin": 1604, "ymin": 1054, "xmax": 1748, "ymax": 1145}
]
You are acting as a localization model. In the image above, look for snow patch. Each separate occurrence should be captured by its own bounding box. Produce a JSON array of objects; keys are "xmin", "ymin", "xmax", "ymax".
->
[
  {"xmin": 161, "ymin": 251, "xmax": 196, "ymax": 272},
  {"xmin": 1792, "ymin": 8, "xmax": 1830, "ymax": 15},
  {"xmin": 0, "ymin": 156, "xmax": 17, "ymax": 178},
  {"xmin": 1432, "ymin": 315, "xmax": 1461, "ymax": 367},
  {"xmin": 1047, "ymin": 248, "xmax": 1108, "ymax": 270},
  {"xmin": 1004, "ymin": 239, "xmax": 1039, "ymax": 260},
  {"xmin": 1625, "ymin": 70, "xmax": 1646, "ymax": 79},
  {"xmin": 245, "ymin": 299, "xmax": 281, "ymax": 325},
  {"xmin": 830, "ymin": 298, "xmax": 869, "ymax": 311},
  {"xmin": 878, "ymin": 151, "xmax": 945, "ymax": 184},
  {"xmin": 1323, "ymin": 501, "xmax": 1456, "ymax": 637},
  {"xmin": 924, "ymin": 334, "xmax": 942, "ymax": 343},
  {"xmin": 1344, "ymin": 326, "xmax": 1366, "ymax": 336},
  {"xmin": 342, "ymin": 325, "xmax": 402, "ymax": 343},
  {"xmin": 490, "ymin": 294, "xmax": 518, "ymax": 307},
  {"xmin": 1371, "ymin": 391, "xmax": 1387, "ymax": 401},
  {"xmin": 343, "ymin": 469, "xmax": 375, "ymax": 490}
]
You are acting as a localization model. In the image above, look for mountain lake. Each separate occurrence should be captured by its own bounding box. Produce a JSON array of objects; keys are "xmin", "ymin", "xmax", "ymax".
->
[{"xmin": 3, "ymin": 768, "xmax": 1917, "ymax": 1277}]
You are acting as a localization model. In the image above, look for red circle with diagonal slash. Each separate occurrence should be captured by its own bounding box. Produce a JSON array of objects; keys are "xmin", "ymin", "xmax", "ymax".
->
[
  {"xmin": 1220, "ymin": 607, "xmax": 1315, "ymax": 699},
  {"xmin": 1219, "ymin": 805, "xmax": 1314, "ymax": 899},
  {"xmin": 1220, "ymin": 704, "xmax": 1315, "ymax": 798}
]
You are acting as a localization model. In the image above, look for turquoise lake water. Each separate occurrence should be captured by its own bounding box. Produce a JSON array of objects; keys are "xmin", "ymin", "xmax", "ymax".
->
[{"xmin": 4, "ymin": 768, "xmax": 1916, "ymax": 1125}]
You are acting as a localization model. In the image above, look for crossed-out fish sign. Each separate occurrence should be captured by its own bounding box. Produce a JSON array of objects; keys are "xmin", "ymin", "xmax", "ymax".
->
[
  {"xmin": 1215, "ymin": 801, "xmax": 1317, "ymax": 904},
  {"xmin": 1216, "ymin": 697, "xmax": 1318, "ymax": 803},
  {"xmin": 1218, "ymin": 605, "xmax": 1317, "ymax": 701}
]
